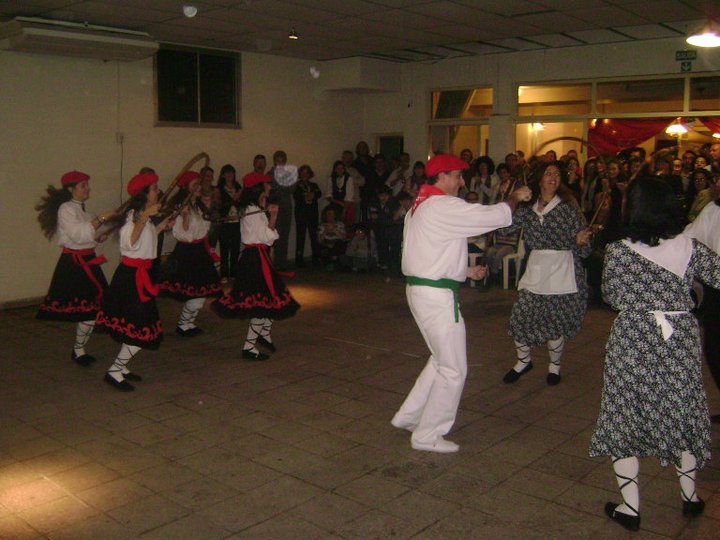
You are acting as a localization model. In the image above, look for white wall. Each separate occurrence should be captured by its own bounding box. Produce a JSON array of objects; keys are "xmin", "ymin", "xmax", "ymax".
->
[
  {"xmin": 0, "ymin": 50, "xmax": 363, "ymax": 304},
  {"xmin": 363, "ymin": 36, "xmax": 720, "ymax": 168}
]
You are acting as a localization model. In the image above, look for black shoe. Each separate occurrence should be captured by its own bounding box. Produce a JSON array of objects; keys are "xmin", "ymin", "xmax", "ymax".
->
[
  {"xmin": 176, "ymin": 326, "xmax": 203, "ymax": 337},
  {"xmin": 546, "ymin": 373, "xmax": 562, "ymax": 386},
  {"xmin": 256, "ymin": 336, "xmax": 276, "ymax": 352},
  {"xmin": 682, "ymin": 497, "xmax": 705, "ymax": 517},
  {"xmin": 242, "ymin": 349, "xmax": 269, "ymax": 361},
  {"xmin": 604, "ymin": 502, "xmax": 640, "ymax": 531},
  {"xmin": 123, "ymin": 372, "xmax": 143, "ymax": 382},
  {"xmin": 72, "ymin": 350, "xmax": 95, "ymax": 367},
  {"xmin": 710, "ymin": 414, "xmax": 720, "ymax": 423},
  {"xmin": 104, "ymin": 373, "xmax": 135, "ymax": 392},
  {"xmin": 503, "ymin": 362, "xmax": 533, "ymax": 384}
]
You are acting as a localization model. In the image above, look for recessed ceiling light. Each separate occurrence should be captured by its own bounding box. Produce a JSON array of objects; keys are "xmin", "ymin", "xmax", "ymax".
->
[{"xmin": 183, "ymin": 4, "xmax": 198, "ymax": 18}]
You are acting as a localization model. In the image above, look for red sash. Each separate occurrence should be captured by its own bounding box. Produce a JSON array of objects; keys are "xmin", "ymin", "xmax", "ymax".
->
[
  {"xmin": 121, "ymin": 256, "xmax": 158, "ymax": 302},
  {"xmin": 63, "ymin": 247, "xmax": 106, "ymax": 302},
  {"xmin": 410, "ymin": 184, "xmax": 446, "ymax": 215},
  {"xmin": 244, "ymin": 244, "xmax": 295, "ymax": 297},
  {"xmin": 179, "ymin": 236, "xmax": 221, "ymax": 263}
]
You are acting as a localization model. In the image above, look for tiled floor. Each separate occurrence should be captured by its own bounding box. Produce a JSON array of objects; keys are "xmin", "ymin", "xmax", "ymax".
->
[{"xmin": 1, "ymin": 270, "xmax": 719, "ymax": 539}]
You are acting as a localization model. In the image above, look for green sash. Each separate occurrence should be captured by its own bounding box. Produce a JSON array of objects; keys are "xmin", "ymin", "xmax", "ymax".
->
[{"xmin": 406, "ymin": 276, "xmax": 461, "ymax": 322}]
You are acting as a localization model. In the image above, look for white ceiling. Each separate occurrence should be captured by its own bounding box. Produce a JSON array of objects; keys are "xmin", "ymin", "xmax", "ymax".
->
[{"xmin": 0, "ymin": 0, "xmax": 718, "ymax": 62}]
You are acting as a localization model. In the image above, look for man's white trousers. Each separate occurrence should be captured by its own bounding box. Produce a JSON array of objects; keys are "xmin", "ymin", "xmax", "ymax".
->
[{"xmin": 393, "ymin": 285, "xmax": 467, "ymax": 445}]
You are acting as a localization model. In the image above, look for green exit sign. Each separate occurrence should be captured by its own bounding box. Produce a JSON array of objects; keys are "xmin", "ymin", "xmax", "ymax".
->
[{"xmin": 676, "ymin": 50, "xmax": 697, "ymax": 61}]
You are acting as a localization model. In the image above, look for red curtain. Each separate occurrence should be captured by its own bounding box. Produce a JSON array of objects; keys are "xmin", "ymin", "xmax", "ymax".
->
[
  {"xmin": 588, "ymin": 118, "xmax": 674, "ymax": 156},
  {"xmin": 699, "ymin": 117, "xmax": 720, "ymax": 134}
]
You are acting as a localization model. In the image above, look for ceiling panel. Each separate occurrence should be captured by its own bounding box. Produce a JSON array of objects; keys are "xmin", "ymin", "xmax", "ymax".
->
[{"xmin": 0, "ymin": 0, "xmax": 716, "ymax": 62}]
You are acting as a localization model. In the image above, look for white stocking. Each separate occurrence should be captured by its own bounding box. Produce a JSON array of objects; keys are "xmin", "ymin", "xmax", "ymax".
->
[
  {"xmin": 74, "ymin": 320, "xmax": 95, "ymax": 356},
  {"xmin": 244, "ymin": 318, "xmax": 265, "ymax": 353},
  {"xmin": 178, "ymin": 297, "xmax": 205, "ymax": 330},
  {"xmin": 612, "ymin": 456, "xmax": 640, "ymax": 516},
  {"xmin": 107, "ymin": 343, "xmax": 141, "ymax": 382},
  {"xmin": 547, "ymin": 336, "xmax": 565, "ymax": 375},
  {"xmin": 676, "ymin": 451, "xmax": 700, "ymax": 503},
  {"xmin": 512, "ymin": 340, "xmax": 531, "ymax": 372}
]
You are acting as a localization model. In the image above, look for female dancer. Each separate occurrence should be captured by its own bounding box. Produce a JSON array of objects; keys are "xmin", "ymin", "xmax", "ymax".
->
[
  {"xmin": 590, "ymin": 176, "xmax": 720, "ymax": 530},
  {"xmin": 159, "ymin": 171, "xmax": 223, "ymax": 336},
  {"xmin": 502, "ymin": 162, "xmax": 592, "ymax": 385},
  {"xmin": 213, "ymin": 172, "xmax": 300, "ymax": 360},
  {"xmin": 36, "ymin": 171, "xmax": 115, "ymax": 365},
  {"xmin": 95, "ymin": 172, "xmax": 174, "ymax": 391}
]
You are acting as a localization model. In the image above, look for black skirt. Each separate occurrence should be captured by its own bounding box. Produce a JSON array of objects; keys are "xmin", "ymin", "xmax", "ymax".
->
[
  {"xmin": 212, "ymin": 245, "xmax": 300, "ymax": 320},
  {"xmin": 158, "ymin": 241, "xmax": 222, "ymax": 301},
  {"xmin": 95, "ymin": 262, "xmax": 163, "ymax": 349},
  {"xmin": 37, "ymin": 250, "xmax": 108, "ymax": 322}
]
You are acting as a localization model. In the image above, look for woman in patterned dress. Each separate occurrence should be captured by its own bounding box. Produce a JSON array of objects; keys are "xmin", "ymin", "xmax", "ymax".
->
[
  {"xmin": 502, "ymin": 161, "xmax": 592, "ymax": 385},
  {"xmin": 589, "ymin": 176, "xmax": 719, "ymax": 531},
  {"xmin": 212, "ymin": 172, "xmax": 300, "ymax": 360}
]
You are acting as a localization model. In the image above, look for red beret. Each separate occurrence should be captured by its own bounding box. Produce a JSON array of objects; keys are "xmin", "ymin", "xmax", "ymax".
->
[
  {"xmin": 177, "ymin": 170, "xmax": 200, "ymax": 188},
  {"xmin": 61, "ymin": 170, "xmax": 90, "ymax": 186},
  {"xmin": 127, "ymin": 172, "xmax": 159, "ymax": 197},
  {"xmin": 425, "ymin": 154, "xmax": 469, "ymax": 177},
  {"xmin": 243, "ymin": 172, "xmax": 271, "ymax": 189}
]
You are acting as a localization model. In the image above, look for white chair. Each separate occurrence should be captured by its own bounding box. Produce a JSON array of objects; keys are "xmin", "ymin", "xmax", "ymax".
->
[{"xmin": 502, "ymin": 234, "xmax": 525, "ymax": 290}]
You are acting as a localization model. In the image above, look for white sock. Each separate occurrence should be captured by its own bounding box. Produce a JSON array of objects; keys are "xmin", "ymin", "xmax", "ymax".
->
[
  {"xmin": 512, "ymin": 340, "xmax": 531, "ymax": 372},
  {"xmin": 73, "ymin": 320, "xmax": 95, "ymax": 356},
  {"xmin": 612, "ymin": 456, "xmax": 640, "ymax": 516},
  {"xmin": 259, "ymin": 318, "xmax": 273, "ymax": 343},
  {"xmin": 178, "ymin": 297, "xmax": 205, "ymax": 330},
  {"xmin": 244, "ymin": 318, "xmax": 264, "ymax": 353},
  {"xmin": 676, "ymin": 451, "xmax": 701, "ymax": 503},
  {"xmin": 107, "ymin": 343, "xmax": 140, "ymax": 382},
  {"xmin": 547, "ymin": 336, "xmax": 565, "ymax": 375}
]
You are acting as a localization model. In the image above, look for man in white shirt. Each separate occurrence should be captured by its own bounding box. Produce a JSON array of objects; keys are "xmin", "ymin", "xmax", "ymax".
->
[{"xmin": 391, "ymin": 154, "xmax": 531, "ymax": 453}]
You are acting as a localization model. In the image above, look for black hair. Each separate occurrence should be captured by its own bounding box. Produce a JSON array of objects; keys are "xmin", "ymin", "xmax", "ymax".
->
[
  {"xmin": 528, "ymin": 161, "xmax": 577, "ymax": 206},
  {"xmin": 298, "ymin": 164, "xmax": 315, "ymax": 179},
  {"xmin": 474, "ymin": 156, "xmax": 495, "ymax": 176},
  {"xmin": 624, "ymin": 175, "xmax": 686, "ymax": 246},
  {"xmin": 125, "ymin": 188, "xmax": 151, "ymax": 222},
  {"xmin": 331, "ymin": 160, "xmax": 349, "ymax": 180},
  {"xmin": 36, "ymin": 184, "xmax": 73, "ymax": 240},
  {"xmin": 219, "ymin": 164, "xmax": 236, "ymax": 178},
  {"xmin": 238, "ymin": 182, "xmax": 266, "ymax": 210}
]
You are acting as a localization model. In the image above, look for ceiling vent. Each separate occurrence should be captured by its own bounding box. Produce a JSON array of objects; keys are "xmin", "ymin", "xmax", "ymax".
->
[{"xmin": 0, "ymin": 17, "xmax": 159, "ymax": 61}]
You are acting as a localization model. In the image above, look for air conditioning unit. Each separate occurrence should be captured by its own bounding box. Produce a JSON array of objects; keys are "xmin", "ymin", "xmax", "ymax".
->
[{"xmin": 0, "ymin": 17, "xmax": 159, "ymax": 61}]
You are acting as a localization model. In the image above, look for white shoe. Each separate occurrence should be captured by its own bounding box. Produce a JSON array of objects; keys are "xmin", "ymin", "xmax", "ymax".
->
[
  {"xmin": 411, "ymin": 437, "xmax": 459, "ymax": 453},
  {"xmin": 391, "ymin": 416, "xmax": 417, "ymax": 432}
]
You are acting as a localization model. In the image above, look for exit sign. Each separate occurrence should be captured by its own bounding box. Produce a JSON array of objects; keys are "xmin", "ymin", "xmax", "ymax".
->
[{"xmin": 676, "ymin": 50, "xmax": 697, "ymax": 61}]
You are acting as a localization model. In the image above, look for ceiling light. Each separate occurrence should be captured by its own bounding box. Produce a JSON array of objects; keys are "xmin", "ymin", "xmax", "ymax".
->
[
  {"xmin": 686, "ymin": 21, "xmax": 720, "ymax": 47},
  {"xmin": 183, "ymin": 5, "xmax": 198, "ymax": 18},
  {"xmin": 713, "ymin": 133, "xmax": 720, "ymax": 139},
  {"xmin": 531, "ymin": 122, "xmax": 545, "ymax": 131},
  {"xmin": 288, "ymin": 28, "xmax": 299, "ymax": 40},
  {"xmin": 665, "ymin": 119, "xmax": 688, "ymax": 135}
]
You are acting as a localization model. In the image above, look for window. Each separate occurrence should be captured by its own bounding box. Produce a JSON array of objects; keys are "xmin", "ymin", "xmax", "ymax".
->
[
  {"xmin": 156, "ymin": 47, "xmax": 240, "ymax": 127},
  {"xmin": 596, "ymin": 79, "xmax": 683, "ymax": 114},
  {"xmin": 517, "ymin": 84, "xmax": 591, "ymax": 116},
  {"xmin": 690, "ymin": 76, "xmax": 720, "ymax": 112},
  {"xmin": 431, "ymin": 88, "xmax": 493, "ymax": 119}
]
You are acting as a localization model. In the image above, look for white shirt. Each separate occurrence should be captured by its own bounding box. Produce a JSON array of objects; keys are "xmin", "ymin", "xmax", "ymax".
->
[
  {"xmin": 684, "ymin": 202, "xmax": 720, "ymax": 254},
  {"xmin": 120, "ymin": 210, "xmax": 158, "ymax": 259},
  {"xmin": 241, "ymin": 205, "xmax": 279, "ymax": 246},
  {"xmin": 56, "ymin": 200, "xmax": 96, "ymax": 249},
  {"xmin": 172, "ymin": 208, "xmax": 211, "ymax": 242},
  {"xmin": 402, "ymin": 195, "xmax": 512, "ymax": 282}
]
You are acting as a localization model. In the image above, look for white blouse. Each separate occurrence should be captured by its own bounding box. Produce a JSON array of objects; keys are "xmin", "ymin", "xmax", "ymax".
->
[
  {"xmin": 56, "ymin": 200, "xmax": 96, "ymax": 249},
  {"xmin": 119, "ymin": 210, "xmax": 158, "ymax": 259},
  {"xmin": 172, "ymin": 208, "xmax": 211, "ymax": 242},
  {"xmin": 241, "ymin": 205, "xmax": 279, "ymax": 246}
]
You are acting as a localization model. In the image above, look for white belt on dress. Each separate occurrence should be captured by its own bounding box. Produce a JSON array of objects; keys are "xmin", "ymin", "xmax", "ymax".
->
[{"xmin": 647, "ymin": 310, "xmax": 689, "ymax": 341}]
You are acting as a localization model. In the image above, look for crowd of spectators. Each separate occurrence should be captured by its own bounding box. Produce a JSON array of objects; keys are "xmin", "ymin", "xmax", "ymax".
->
[{"xmin": 192, "ymin": 139, "xmax": 720, "ymax": 287}]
